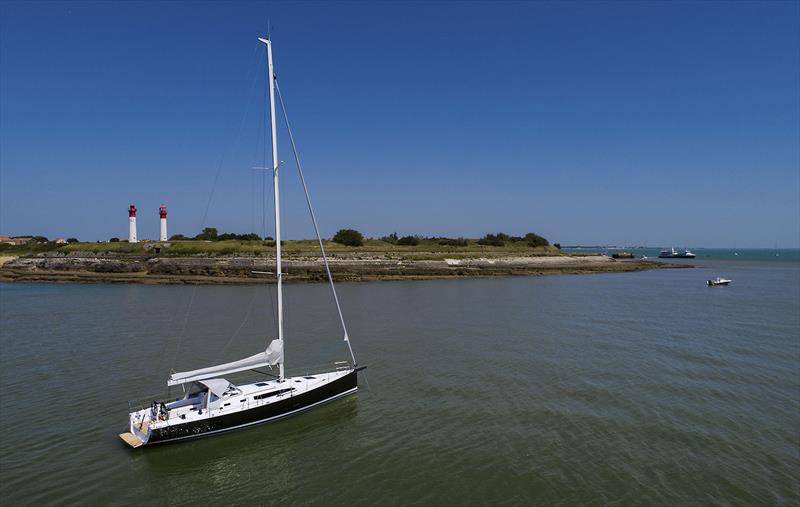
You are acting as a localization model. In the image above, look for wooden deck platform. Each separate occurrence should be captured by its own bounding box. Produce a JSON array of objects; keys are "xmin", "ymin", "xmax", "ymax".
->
[{"xmin": 119, "ymin": 432, "xmax": 144, "ymax": 448}]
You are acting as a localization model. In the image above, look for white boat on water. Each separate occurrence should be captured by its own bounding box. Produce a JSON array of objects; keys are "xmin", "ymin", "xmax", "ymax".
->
[
  {"xmin": 659, "ymin": 247, "xmax": 696, "ymax": 259},
  {"xmin": 120, "ymin": 36, "xmax": 364, "ymax": 448},
  {"xmin": 707, "ymin": 277, "xmax": 732, "ymax": 286}
]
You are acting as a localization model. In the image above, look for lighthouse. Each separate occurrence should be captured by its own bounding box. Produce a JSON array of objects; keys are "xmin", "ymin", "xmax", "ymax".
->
[
  {"xmin": 128, "ymin": 205, "xmax": 138, "ymax": 243},
  {"xmin": 159, "ymin": 205, "xmax": 168, "ymax": 241}
]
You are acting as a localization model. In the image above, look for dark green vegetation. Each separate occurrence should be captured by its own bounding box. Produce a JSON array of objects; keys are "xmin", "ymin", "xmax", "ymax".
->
[
  {"xmin": 436, "ymin": 237, "xmax": 469, "ymax": 247},
  {"xmin": 0, "ymin": 240, "xmax": 63, "ymax": 254},
  {"xmin": 477, "ymin": 232, "xmax": 550, "ymax": 247},
  {"xmin": 1, "ymin": 229, "xmax": 556, "ymax": 257},
  {"xmin": 397, "ymin": 235, "xmax": 420, "ymax": 246},
  {"xmin": 172, "ymin": 228, "xmax": 267, "ymax": 242},
  {"xmin": 332, "ymin": 229, "xmax": 364, "ymax": 247}
]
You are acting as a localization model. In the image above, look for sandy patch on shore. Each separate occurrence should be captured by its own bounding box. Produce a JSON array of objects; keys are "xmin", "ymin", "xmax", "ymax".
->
[
  {"xmin": 443, "ymin": 255, "xmax": 613, "ymax": 267},
  {"xmin": 0, "ymin": 256, "xmax": 18, "ymax": 267}
]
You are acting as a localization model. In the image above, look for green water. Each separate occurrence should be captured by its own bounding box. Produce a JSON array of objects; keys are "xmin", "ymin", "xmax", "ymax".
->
[{"xmin": 1, "ymin": 253, "xmax": 798, "ymax": 505}]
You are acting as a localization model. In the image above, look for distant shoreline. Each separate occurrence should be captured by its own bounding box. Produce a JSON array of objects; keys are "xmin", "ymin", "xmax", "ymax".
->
[{"xmin": 0, "ymin": 250, "xmax": 688, "ymax": 285}]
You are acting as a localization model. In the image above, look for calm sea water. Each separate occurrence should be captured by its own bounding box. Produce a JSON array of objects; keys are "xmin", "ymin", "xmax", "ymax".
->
[{"xmin": 1, "ymin": 251, "xmax": 798, "ymax": 505}]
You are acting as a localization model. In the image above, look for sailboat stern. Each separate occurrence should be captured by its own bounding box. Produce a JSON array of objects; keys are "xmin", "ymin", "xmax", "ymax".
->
[{"xmin": 119, "ymin": 407, "xmax": 154, "ymax": 448}]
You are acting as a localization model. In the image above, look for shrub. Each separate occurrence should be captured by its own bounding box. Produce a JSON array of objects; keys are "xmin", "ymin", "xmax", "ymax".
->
[
  {"xmin": 524, "ymin": 232, "xmax": 549, "ymax": 248},
  {"xmin": 477, "ymin": 233, "xmax": 505, "ymax": 247},
  {"xmin": 195, "ymin": 227, "xmax": 218, "ymax": 241},
  {"xmin": 31, "ymin": 235, "xmax": 48, "ymax": 243},
  {"xmin": 553, "ymin": 243, "xmax": 561, "ymax": 250},
  {"xmin": 332, "ymin": 229, "xmax": 364, "ymax": 247},
  {"xmin": 397, "ymin": 235, "xmax": 419, "ymax": 246},
  {"xmin": 217, "ymin": 232, "xmax": 262, "ymax": 241},
  {"xmin": 437, "ymin": 237, "xmax": 468, "ymax": 247},
  {"xmin": 66, "ymin": 238, "xmax": 79, "ymax": 243},
  {"xmin": 109, "ymin": 237, "xmax": 120, "ymax": 242},
  {"xmin": 381, "ymin": 232, "xmax": 398, "ymax": 244},
  {"xmin": 169, "ymin": 234, "xmax": 188, "ymax": 241}
]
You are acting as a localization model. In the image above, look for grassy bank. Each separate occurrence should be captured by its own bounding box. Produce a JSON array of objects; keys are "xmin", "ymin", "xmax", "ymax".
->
[{"xmin": 3, "ymin": 239, "xmax": 562, "ymax": 257}]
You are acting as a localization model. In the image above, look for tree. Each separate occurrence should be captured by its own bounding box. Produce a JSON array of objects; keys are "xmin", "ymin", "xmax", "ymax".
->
[
  {"xmin": 109, "ymin": 237, "xmax": 120, "ymax": 242},
  {"xmin": 437, "ymin": 237, "xmax": 468, "ymax": 246},
  {"xmin": 381, "ymin": 232, "xmax": 398, "ymax": 244},
  {"xmin": 524, "ymin": 232, "xmax": 549, "ymax": 248},
  {"xmin": 66, "ymin": 238, "xmax": 79, "ymax": 243},
  {"xmin": 31, "ymin": 235, "xmax": 48, "ymax": 243},
  {"xmin": 195, "ymin": 227, "xmax": 218, "ymax": 241},
  {"xmin": 169, "ymin": 234, "xmax": 188, "ymax": 241},
  {"xmin": 332, "ymin": 229, "xmax": 364, "ymax": 247},
  {"xmin": 397, "ymin": 235, "xmax": 419, "ymax": 246},
  {"xmin": 553, "ymin": 243, "xmax": 561, "ymax": 250},
  {"xmin": 217, "ymin": 232, "xmax": 263, "ymax": 241},
  {"xmin": 477, "ymin": 233, "xmax": 505, "ymax": 246}
]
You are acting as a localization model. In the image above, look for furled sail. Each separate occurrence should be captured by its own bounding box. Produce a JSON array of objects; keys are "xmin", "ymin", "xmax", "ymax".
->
[{"xmin": 167, "ymin": 339, "xmax": 284, "ymax": 386}]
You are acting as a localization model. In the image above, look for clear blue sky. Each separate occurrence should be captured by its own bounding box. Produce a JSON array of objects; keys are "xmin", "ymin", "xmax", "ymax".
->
[{"xmin": 1, "ymin": 1, "xmax": 798, "ymax": 248}]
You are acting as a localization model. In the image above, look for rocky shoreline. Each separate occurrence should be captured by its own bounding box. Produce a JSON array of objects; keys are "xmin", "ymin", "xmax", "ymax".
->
[{"xmin": 0, "ymin": 251, "xmax": 688, "ymax": 284}]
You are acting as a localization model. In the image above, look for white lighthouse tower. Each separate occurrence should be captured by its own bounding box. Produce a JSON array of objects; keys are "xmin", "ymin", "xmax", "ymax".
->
[
  {"xmin": 128, "ymin": 205, "xmax": 138, "ymax": 243},
  {"xmin": 159, "ymin": 205, "xmax": 167, "ymax": 241}
]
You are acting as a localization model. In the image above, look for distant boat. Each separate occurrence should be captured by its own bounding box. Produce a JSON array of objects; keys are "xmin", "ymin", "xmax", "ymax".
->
[
  {"xmin": 659, "ymin": 247, "xmax": 696, "ymax": 259},
  {"xmin": 707, "ymin": 277, "xmax": 731, "ymax": 286}
]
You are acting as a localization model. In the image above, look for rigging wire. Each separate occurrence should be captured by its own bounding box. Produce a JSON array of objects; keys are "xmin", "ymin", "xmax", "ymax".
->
[
  {"xmin": 248, "ymin": 58, "xmax": 278, "ymax": 348},
  {"xmin": 274, "ymin": 78, "xmax": 357, "ymax": 367},
  {"xmin": 167, "ymin": 44, "xmax": 261, "ymax": 373},
  {"xmin": 220, "ymin": 285, "xmax": 259, "ymax": 356},
  {"xmin": 170, "ymin": 286, "xmax": 198, "ymax": 372}
]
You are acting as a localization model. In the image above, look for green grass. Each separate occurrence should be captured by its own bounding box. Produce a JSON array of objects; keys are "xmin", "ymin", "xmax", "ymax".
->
[
  {"xmin": 8, "ymin": 239, "xmax": 561, "ymax": 257},
  {"xmin": 58, "ymin": 242, "xmax": 147, "ymax": 254},
  {"xmin": 0, "ymin": 242, "xmax": 64, "ymax": 255}
]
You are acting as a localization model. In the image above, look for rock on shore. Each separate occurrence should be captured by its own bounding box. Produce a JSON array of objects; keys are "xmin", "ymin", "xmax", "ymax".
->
[{"xmin": 0, "ymin": 251, "xmax": 688, "ymax": 285}]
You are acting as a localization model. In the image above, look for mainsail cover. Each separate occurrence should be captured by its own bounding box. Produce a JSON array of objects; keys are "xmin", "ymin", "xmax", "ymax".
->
[{"xmin": 168, "ymin": 339, "xmax": 284, "ymax": 386}]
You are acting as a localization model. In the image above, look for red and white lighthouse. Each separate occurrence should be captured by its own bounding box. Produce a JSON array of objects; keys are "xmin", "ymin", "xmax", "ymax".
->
[
  {"xmin": 159, "ymin": 205, "xmax": 168, "ymax": 241},
  {"xmin": 128, "ymin": 205, "xmax": 138, "ymax": 243}
]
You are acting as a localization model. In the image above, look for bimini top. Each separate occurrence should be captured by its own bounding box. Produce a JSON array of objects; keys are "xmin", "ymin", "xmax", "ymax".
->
[
  {"xmin": 168, "ymin": 339, "xmax": 283, "ymax": 386},
  {"xmin": 197, "ymin": 379, "xmax": 232, "ymax": 398}
]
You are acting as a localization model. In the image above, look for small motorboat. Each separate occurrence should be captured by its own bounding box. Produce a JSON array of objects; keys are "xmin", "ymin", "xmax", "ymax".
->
[
  {"xmin": 707, "ymin": 277, "xmax": 731, "ymax": 286},
  {"xmin": 659, "ymin": 247, "xmax": 696, "ymax": 259}
]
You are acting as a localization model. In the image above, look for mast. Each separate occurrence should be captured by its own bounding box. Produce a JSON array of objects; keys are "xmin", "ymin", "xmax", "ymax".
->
[{"xmin": 260, "ymin": 36, "xmax": 284, "ymax": 381}]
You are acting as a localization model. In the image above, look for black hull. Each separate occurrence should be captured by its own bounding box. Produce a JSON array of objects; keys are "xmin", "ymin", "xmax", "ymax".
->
[{"xmin": 145, "ymin": 370, "xmax": 358, "ymax": 445}]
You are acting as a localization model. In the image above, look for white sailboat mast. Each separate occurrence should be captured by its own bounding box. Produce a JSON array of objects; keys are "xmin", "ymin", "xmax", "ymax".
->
[{"xmin": 260, "ymin": 36, "xmax": 285, "ymax": 381}]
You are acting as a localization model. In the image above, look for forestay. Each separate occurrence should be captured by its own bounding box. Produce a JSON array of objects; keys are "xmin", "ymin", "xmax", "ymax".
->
[{"xmin": 168, "ymin": 339, "xmax": 283, "ymax": 386}]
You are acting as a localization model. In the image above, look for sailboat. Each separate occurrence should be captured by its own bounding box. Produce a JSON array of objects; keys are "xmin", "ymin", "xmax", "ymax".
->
[{"xmin": 119, "ymin": 36, "xmax": 364, "ymax": 448}]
